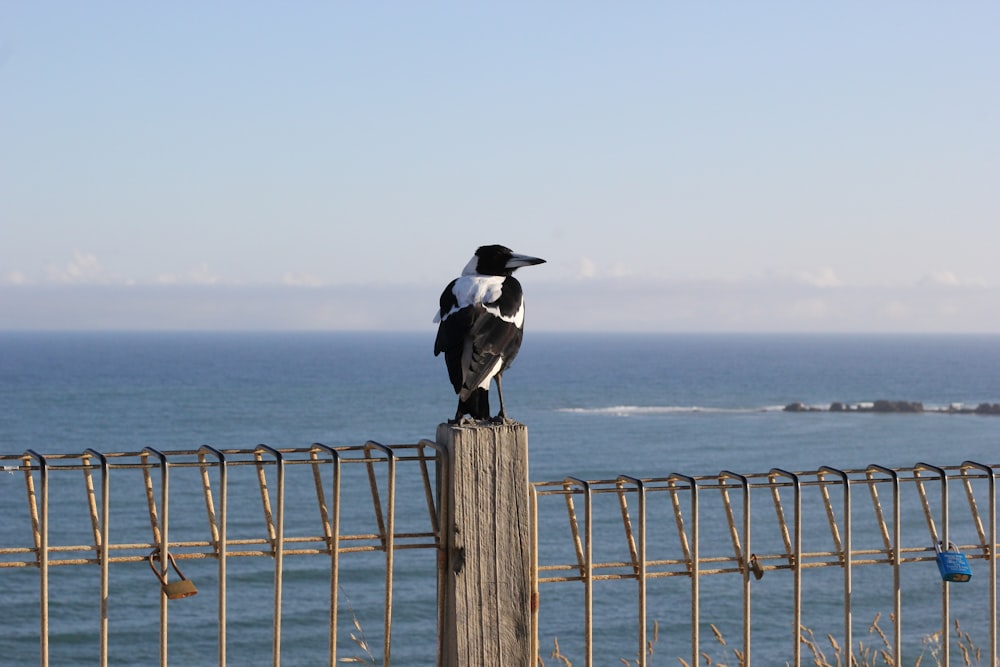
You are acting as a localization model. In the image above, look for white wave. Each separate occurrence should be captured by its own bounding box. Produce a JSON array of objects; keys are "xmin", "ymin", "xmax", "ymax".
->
[
  {"xmin": 557, "ymin": 405, "xmax": 782, "ymax": 416},
  {"xmin": 558, "ymin": 402, "xmax": 992, "ymax": 416}
]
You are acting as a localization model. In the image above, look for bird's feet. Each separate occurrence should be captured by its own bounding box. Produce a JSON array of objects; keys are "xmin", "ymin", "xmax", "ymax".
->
[
  {"xmin": 446, "ymin": 412, "xmax": 515, "ymax": 426},
  {"xmin": 447, "ymin": 415, "xmax": 485, "ymax": 426}
]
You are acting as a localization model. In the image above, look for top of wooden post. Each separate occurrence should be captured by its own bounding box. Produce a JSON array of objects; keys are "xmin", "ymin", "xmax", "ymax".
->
[{"xmin": 436, "ymin": 419, "xmax": 531, "ymax": 667}]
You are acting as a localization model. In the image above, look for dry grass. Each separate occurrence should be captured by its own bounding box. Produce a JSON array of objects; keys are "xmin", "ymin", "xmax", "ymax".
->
[
  {"xmin": 798, "ymin": 615, "xmax": 983, "ymax": 667},
  {"xmin": 338, "ymin": 587, "xmax": 377, "ymax": 666},
  {"xmin": 540, "ymin": 621, "xmax": 663, "ymax": 667},
  {"xmin": 914, "ymin": 620, "xmax": 982, "ymax": 667},
  {"xmin": 539, "ymin": 615, "xmax": 982, "ymax": 667},
  {"xmin": 677, "ymin": 622, "xmax": 741, "ymax": 667}
]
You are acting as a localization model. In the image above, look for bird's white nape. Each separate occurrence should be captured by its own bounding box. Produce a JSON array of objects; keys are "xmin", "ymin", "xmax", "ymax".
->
[
  {"xmin": 438, "ymin": 275, "xmax": 505, "ymax": 321},
  {"xmin": 461, "ymin": 255, "xmax": 480, "ymax": 276}
]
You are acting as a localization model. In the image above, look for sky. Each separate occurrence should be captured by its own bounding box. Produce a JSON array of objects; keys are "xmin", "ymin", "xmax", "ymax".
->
[{"xmin": 2, "ymin": 2, "xmax": 998, "ymax": 332}]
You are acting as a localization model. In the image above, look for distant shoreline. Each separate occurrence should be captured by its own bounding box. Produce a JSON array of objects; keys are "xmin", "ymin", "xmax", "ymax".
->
[{"xmin": 784, "ymin": 400, "xmax": 1000, "ymax": 415}]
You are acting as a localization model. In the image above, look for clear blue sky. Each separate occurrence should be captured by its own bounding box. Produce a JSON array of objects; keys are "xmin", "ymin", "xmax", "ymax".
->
[{"xmin": 2, "ymin": 3, "xmax": 998, "ymax": 331}]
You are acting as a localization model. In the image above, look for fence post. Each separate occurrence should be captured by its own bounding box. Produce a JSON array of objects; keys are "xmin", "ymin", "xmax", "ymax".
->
[{"xmin": 437, "ymin": 422, "xmax": 532, "ymax": 667}]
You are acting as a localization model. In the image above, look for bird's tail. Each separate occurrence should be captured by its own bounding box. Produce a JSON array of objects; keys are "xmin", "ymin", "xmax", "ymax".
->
[{"xmin": 457, "ymin": 388, "xmax": 490, "ymax": 420}]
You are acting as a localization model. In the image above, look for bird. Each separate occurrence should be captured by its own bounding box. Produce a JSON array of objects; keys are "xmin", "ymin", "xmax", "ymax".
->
[{"xmin": 434, "ymin": 244, "xmax": 546, "ymax": 424}]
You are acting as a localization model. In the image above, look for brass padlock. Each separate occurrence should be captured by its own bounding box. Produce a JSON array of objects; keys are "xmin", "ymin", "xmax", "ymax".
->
[
  {"xmin": 163, "ymin": 578, "xmax": 198, "ymax": 599},
  {"xmin": 748, "ymin": 553, "xmax": 765, "ymax": 580},
  {"xmin": 148, "ymin": 550, "xmax": 198, "ymax": 599}
]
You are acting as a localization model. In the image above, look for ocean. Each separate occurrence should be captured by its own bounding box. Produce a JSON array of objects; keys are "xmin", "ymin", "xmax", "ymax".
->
[{"xmin": 2, "ymin": 332, "xmax": 999, "ymax": 665}]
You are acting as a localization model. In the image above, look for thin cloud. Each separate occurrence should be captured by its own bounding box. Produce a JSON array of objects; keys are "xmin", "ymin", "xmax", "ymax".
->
[
  {"xmin": 4, "ymin": 273, "xmax": 1000, "ymax": 332},
  {"xmin": 918, "ymin": 270, "xmax": 987, "ymax": 288},
  {"xmin": 1, "ymin": 270, "xmax": 29, "ymax": 285},
  {"xmin": 4, "ymin": 252, "xmax": 232, "ymax": 287},
  {"xmin": 796, "ymin": 268, "xmax": 841, "ymax": 288},
  {"xmin": 576, "ymin": 256, "xmax": 597, "ymax": 279},
  {"xmin": 921, "ymin": 270, "xmax": 961, "ymax": 286},
  {"xmin": 786, "ymin": 298, "xmax": 833, "ymax": 320},
  {"xmin": 527, "ymin": 276, "xmax": 1000, "ymax": 332},
  {"xmin": 282, "ymin": 272, "xmax": 326, "ymax": 287},
  {"xmin": 47, "ymin": 250, "xmax": 105, "ymax": 284},
  {"xmin": 573, "ymin": 256, "xmax": 638, "ymax": 280},
  {"xmin": 154, "ymin": 263, "xmax": 221, "ymax": 285}
]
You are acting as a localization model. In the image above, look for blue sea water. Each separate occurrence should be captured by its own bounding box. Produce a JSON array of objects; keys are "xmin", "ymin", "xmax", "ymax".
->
[{"xmin": 2, "ymin": 332, "xmax": 999, "ymax": 665}]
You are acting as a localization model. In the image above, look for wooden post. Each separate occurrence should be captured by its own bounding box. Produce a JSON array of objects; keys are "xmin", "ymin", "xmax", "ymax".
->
[{"xmin": 437, "ymin": 422, "xmax": 532, "ymax": 667}]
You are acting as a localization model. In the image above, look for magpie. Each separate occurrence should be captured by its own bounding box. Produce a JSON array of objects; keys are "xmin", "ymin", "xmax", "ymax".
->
[{"xmin": 434, "ymin": 244, "xmax": 546, "ymax": 423}]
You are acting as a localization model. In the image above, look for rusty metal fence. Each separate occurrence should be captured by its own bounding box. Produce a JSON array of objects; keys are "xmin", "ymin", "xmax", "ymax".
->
[
  {"xmin": 532, "ymin": 462, "xmax": 999, "ymax": 667},
  {"xmin": 1, "ymin": 443, "xmax": 443, "ymax": 666},
  {"xmin": 3, "ymin": 446, "xmax": 999, "ymax": 666}
]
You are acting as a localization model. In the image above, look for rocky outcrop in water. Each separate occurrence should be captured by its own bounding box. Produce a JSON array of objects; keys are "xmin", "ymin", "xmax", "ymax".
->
[
  {"xmin": 783, "ymin": 402, "xmax": 820, "ymax": 412},
  {"xmin": 783, "ymin": 400, "xmax": 1000, "ymax": 415},
  {"xmin": 872, "ymin": 400, "xmax": 924, "ymax": 413}
]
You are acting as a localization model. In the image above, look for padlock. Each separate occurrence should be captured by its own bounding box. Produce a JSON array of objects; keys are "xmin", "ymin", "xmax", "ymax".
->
[
  {"xmin": 935, "ymin": 541, "xmax": 972, "ymax": 583},
  {"xmin": 162, "ymin": 578, "xmax": 198, "ymax": 599},
  {"xmin": 748, "ymin": 553, "xmax": 765, "ymax": 580},
  {"xmin": 148, "ymin": 550, "xmax": 199, "ymax": 599}
]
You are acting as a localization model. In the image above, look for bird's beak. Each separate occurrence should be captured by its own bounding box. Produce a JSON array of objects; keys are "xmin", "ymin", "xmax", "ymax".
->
[{"xmin": 505, "ymin": 253, "xmax": 546, "ymax": 269}]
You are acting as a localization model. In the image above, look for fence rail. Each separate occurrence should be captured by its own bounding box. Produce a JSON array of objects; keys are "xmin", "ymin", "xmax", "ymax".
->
[
  {"xmin": 531, "ymin": 463, "xmax": 999, "ymax": 666},
  {"xmin": 1, "ymin": 442, "xmax": 443, "ymax": 667},
  {"xmin": 2, "ymin": 439, "xmax": 999, "ymax": 666}
]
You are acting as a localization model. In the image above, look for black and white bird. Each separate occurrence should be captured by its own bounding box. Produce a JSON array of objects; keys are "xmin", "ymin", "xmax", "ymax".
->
[{"xmin": 434, "ymin": 244, "xmax": 546, "ymax": 423}]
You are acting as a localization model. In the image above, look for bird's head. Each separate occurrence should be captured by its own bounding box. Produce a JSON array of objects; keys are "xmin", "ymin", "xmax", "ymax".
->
[{"xmin": 463, "ymin": 244, "xmax": 546, "ymax": 277}]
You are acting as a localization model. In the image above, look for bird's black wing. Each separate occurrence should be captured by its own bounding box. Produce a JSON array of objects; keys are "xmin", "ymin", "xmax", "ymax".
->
[
  {"xmin": 434, "ymin": 280, "xmax": 473, "ymax": 394},
  {"xmin": 457, "ymin": 277, "xmax": 525, "ymax": 398}
]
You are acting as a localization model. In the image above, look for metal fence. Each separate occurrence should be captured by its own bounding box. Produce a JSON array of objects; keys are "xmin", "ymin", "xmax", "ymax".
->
[
  {"xmin": 532, "ymin": 463, "xmax": 998, "ymax": 666},
  {"xmin": 2, "ymin": 446, "xmax": 999, "ymax": 666},
  {"xmin": 1, "ymin": 443, "xmax": 442, "ymax": 666}
]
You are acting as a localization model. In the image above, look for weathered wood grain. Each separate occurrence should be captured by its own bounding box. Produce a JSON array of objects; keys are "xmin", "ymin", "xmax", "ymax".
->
[{"xmin": 437, "ymin": 422, "xmax": 531, "ymax": 667}]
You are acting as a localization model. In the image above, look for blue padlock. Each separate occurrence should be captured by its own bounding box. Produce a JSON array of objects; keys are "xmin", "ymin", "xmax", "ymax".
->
[{"xmin": 935, "ymin": 541, "xmax": 972, "ymax": 582}]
